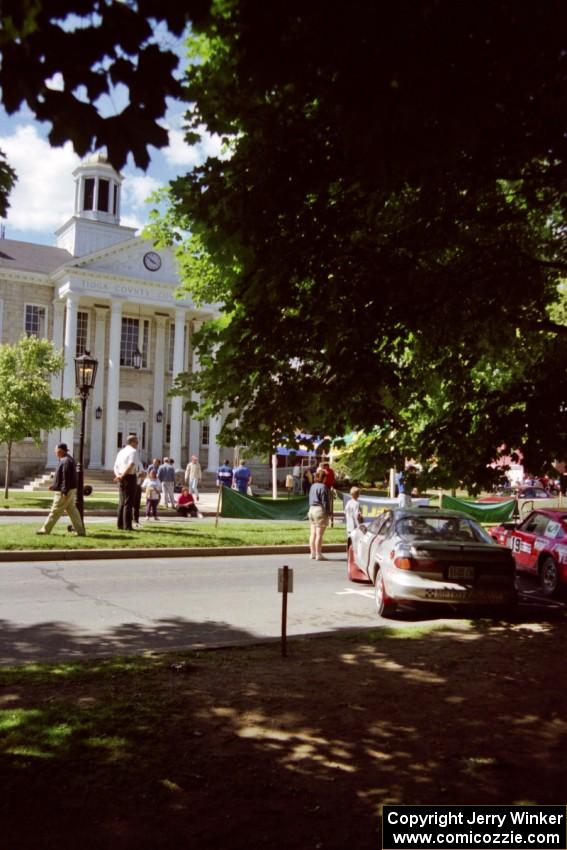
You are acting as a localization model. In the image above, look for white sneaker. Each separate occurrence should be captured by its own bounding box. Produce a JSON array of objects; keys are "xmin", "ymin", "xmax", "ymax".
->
[
  {"xmin": 316, "ymin": 554, "xmax": 329, "ymax": 561},
  {"xmin": 132, "ymin": 522, "xmax": 141, "ymax": 530}
]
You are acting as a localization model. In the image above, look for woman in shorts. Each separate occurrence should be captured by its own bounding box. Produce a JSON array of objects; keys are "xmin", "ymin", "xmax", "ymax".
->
[{"xmin": 308, "ymin": 469, "xmax": 331, "ymax": 560}]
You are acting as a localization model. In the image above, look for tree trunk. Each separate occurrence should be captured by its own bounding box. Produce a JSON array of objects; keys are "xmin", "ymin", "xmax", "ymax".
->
[{"xmin": 3, "ymin": 441, "xmax": 11, "ymax": 500}]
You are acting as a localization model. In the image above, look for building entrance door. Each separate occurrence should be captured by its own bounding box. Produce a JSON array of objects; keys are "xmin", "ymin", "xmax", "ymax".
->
[{"xmin": 117, "ymin": 410, "xmax": 147, "ymax": 463}]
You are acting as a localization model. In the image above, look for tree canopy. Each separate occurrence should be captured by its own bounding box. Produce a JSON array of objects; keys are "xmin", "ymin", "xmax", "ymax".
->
[
  {"xmin": 151, "ymin": 0, "xmax": 567, "ymax": 489},
  {"xmin": 0, "ymin": 0, "xmax": 211, "ymax": 215},
  {"xmin": 3, "ymin": 1, "xmax": 567, "ymax": 488}
]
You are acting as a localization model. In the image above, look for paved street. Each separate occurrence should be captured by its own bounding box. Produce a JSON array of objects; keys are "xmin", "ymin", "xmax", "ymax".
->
[
  {"xmin": 0, "ymin": 551, "xmax": 562, "ymax": 665},
  {"xmin": 0, "ymin": 552, "xmax": 379, "ymax": 664}
]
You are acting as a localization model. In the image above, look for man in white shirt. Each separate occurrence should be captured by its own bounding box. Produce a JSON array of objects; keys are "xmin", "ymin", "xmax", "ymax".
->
[
  {"xmin": 185, "ymin": 454, "xmax": 202, "ymax": 501},
  {"xmin": 345, "ymin": 486, "xmax": 363, "ymax": 544},
  {"xmin": 114, "ymin": 435, "xmax": 142, "ymax": 531},
  {"xmin": 292, "ymin": 462, "xmax": 302, "ymax": 495}
]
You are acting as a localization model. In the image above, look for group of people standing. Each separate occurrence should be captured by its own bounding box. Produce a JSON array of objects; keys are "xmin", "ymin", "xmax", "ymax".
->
[
  {"xmin": 113, "ymin": 438, "xmax": 202, "ymax": 531},
  {"xmin": 216, "ymin": 459, "xmax": 252, "ymax": 494},
  {"xmin": 307, "ymin": 462, "xmax": 336, "ymax": 560},
  {"xmin": 34, "ymin": 440, "xmax": 345, "ymax": 563}
]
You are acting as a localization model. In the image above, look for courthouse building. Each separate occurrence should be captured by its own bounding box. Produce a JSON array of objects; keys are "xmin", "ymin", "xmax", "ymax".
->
[{"xmin": 0, "ymin": 154, "xmax": 226, "ymax": 480}]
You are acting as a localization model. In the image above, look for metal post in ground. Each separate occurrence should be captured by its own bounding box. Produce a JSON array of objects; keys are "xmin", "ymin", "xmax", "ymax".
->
[{"xmin": 278, "ymin": 565, "xmax": 293, "ymax": 658}]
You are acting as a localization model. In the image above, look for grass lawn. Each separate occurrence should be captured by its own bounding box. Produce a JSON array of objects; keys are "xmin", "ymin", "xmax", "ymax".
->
[
  {"xmin": 0, "ymin": 619, "xmax": 565, "ymax": 849},
  {"xmin": 0, "ymin": 521, "xmax": 347, "ymax": 550}
]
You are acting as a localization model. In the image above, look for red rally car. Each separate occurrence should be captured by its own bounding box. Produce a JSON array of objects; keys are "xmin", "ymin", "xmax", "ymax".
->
[{"xmin": 490, "ymin": 509, "xmax": 567, "ymax": 598}]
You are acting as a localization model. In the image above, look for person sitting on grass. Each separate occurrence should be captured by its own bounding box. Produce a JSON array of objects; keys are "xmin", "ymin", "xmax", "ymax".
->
[
  {"xmin": 142, "ymin": 469, "xmax": 162, "ymax": 520},
  {"xmin": 176, "ymin": 487, "xmax": 201, "ymax": 518}
]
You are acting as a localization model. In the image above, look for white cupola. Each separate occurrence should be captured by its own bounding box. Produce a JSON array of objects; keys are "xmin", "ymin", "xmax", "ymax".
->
[
  {"xmin": 55, "ymin": 153, "xmax": 136, "ymax": 257},
  {"xmin": 73, "ymin": 152, "xmax": 123, "ymax": 224}
]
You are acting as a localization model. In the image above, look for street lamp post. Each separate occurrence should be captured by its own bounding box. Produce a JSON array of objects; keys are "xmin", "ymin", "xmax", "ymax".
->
[{"xmin": 74, "ymin": 350, "xmax": 98, "ymax": 523}]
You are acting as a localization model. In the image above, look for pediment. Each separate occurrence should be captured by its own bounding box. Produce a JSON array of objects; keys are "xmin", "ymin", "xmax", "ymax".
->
[{"xmin": 67, "ymin": 238, "xmax": 180, "ymax": 285}]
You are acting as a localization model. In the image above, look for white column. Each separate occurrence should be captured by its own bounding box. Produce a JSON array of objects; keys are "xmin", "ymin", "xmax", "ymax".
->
[
  {"xmin": 272, "ymin": 454, "xmax": 278, "ymax": 499},
  {"xmin": 207, "ymin": 415, "xmax": 222, "ymax": 472},
  {"xmin": 89, "ymin": 307, "xmax": 107, "ymax": 468},
  {"xmin": 104, "ymin": 300, "xmax": 122, "ymax": 469},
  {"xmin": 168, "ymin": 308, "xmax": 185, "ymax": 467},
  {"xmin": 389, "ymin": 468, "xmax": 396, "ymax": 499},
  {"xmin": 151, "ymin": 316, "xmax": 166, "ymax": 460},
  {"xmin": 47, "ymin": 300, "xmax": 66, "ymax": 467},
  {"xmin": 189, "ymin": 321, "xmax": 202, "ymax": 457},
  {"xmin": 60, "ymin": 293, "xmax": 78, "ymax": 451}
]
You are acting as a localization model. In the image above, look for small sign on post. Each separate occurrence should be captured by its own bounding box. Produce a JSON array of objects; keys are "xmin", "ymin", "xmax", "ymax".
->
[{"xmin": 278, "ymin": 565, "xmax": 293, "ymax": 658}]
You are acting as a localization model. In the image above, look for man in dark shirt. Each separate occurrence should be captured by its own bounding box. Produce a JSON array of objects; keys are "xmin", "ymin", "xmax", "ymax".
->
[
  {"xmin": 36, "ymin": 443, "xmax": 86, "ymax": 536},
  {"xmin": 233, "ymin": 460, "xmax": 252, "ymax": 494},
  {"xmin": 217, "ymin": 460, "xmax": 233, "ymax": 488}
]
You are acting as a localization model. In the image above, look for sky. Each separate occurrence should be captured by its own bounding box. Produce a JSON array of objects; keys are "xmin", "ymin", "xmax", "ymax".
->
[{"xmin": 0, "ymin": 26, "xmax": 223, "ymax": 247}]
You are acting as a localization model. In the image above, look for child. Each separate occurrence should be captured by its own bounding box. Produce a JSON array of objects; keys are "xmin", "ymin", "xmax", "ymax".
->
[
  {"xmin": 142, "ymin": 468, "xmax": 162, "ymax": 520},
  {"xmin": 176, "ymin": 487, "xmax": 201, "ymax": 518},
  {"xmin": 344, "ymin": 486, "xmax": 363, "ymax": 546}
]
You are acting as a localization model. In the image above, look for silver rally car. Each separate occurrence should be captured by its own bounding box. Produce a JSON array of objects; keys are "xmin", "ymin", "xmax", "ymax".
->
[{"xmin": 348, "ymin": 507, "xmax": 517, "ymax": 617}]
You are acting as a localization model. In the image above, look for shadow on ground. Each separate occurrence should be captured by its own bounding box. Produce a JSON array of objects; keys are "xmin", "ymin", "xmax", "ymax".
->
[
  {"xmin": 0, "ymin": 616, "xmax": 259, "ymax": 664},
  {"xmin": 0, "ymin": 616, "xmax": 566, "ymax": 850}
]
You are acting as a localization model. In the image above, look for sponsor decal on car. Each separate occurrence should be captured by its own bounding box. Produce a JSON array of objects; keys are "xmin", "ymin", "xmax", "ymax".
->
[
  {"xmin": 511, "ymin": 536, "xmax": 531, "ymax": 553},
  {"xmin": 534, "ymin": 539, "xmax": 546, "ymax": 552},
  {"xmin": 545, "ymin": 521, "xmax": 562, "ymax": 538},
  {"xmin": 555, "ymin": 544, "xmax": 567, "ymax": 563}
]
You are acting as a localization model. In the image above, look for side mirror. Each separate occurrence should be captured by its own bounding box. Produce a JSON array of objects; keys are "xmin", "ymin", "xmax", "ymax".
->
[{"xmin": 359, "ymin": 524, "xmax": 368, "ymax": 534}]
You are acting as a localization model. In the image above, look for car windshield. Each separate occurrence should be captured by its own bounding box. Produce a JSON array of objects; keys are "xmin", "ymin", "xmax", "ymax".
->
[{"xmin": 395, "ymin": 515, "xmax": 492, "ymax": 544}]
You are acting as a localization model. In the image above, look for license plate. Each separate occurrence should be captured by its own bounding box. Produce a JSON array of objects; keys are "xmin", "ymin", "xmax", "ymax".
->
[
  {"xmin": 425, "ymin": 589, "xmax": 505, "ymax": 602},
  {"xmin": 448, "ymin": 566, "xmax": 475, "ymax": 580}
]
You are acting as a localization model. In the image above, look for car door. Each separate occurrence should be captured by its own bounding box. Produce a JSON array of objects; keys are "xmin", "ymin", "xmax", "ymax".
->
[
  {"xmin": 533, "ymin": 515, "xmax": 567, "ymax": 564},
  {"xmin": 370, "ymin": 513, "xmax": 395, "ymax": 577},
  {"xmin": 354, "ymin": 513, "xmax": 391, "ymax": 575},
  {"xmin": 509, "ymin": 512, "xmax": 549, "ymax": 574}
]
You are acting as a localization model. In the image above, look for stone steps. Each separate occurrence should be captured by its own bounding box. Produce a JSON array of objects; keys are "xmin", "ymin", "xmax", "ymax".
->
[{"xmin": 17, "ymin": 467, "xmax": 222, "ymax": 493}]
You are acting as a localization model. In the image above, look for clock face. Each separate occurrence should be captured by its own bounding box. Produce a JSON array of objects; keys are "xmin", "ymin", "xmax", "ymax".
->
[{"xmin": 143, "ymin": 251, "xmax": 162, "ymax": 271}]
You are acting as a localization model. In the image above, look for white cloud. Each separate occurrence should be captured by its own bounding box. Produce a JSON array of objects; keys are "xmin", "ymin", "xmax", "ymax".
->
[
  {"xmin": 123, "ymin": 174, "xmax": 161, "ymax": 207},
  {"xmin": 120, "ymin": 174, "xmax": 162, "ymax": 233},
  {"xmin": 163, "ymin": 125, "xmax": 226, "ymax": 167},
  {"xmin": 0, "ymin": 124, "xmax": 80, "ymax": 236},
  {"xmin": 0, "ymin": 121, "xmax": 166, "ymax": 242},
  {"xmin": 0, "ymin": 109, "xmax": 230, "ymax": 246}
]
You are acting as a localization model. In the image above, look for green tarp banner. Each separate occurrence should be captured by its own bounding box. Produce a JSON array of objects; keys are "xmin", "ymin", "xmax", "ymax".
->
[
  {"xmin": 440, "ymin": 494, "xmax": 516, "ymax": 523},
  {"xmin": 220, "ymin": 486, "xmax": 310, "ymax": 521}
]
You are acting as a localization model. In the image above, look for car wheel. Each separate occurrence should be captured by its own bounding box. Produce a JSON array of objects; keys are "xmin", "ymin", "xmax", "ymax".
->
[
  {"xmin": 347, "ymin": 545, "xmax": 369, "ymax": 582},
  {"xmin": 374, "ymin": 571, "xmax": 396, "ymax": 618},
  {"xmin": 540, "ymin": 556, "xmax": 560, "ymax": 598}
]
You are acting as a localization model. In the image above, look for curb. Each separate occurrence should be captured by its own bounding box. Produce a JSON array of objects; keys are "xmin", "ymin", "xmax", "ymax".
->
[{"xmin": 0, "ymin": 543, "xmax": 346, "ymax": 562}]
